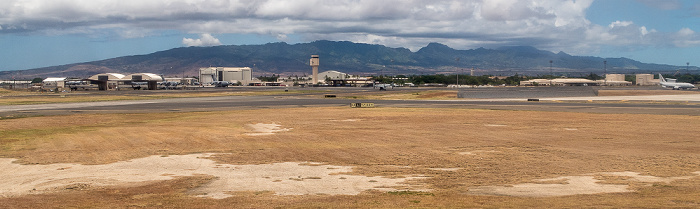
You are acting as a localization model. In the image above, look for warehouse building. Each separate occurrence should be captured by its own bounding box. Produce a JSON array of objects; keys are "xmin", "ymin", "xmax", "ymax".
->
[
  {"xmin": 200, "ymin": 67, "xmax": 253, "ymax": 85},
  {"xmin": 636, "ymin": 74, "xmax": 660, "ymax": 86}
]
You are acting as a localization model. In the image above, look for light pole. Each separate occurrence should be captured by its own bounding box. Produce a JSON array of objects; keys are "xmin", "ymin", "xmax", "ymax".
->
[
  {"xmin": 604, "ymin": 60, "xmax": 607, "ymax": 85},
  {"xmin": 381, "ymin": 65, "xmax": 385, "ymax": 84},
  {"xmin": 455, "ymin": 58, "xmax": 460, "ymax": 87},
  {"xmin": 687, "ymin": 62, "xmax": 690, "ymax": 73},
  {"xmin": 549, "ymin": 60, "xmax": 553, "ymax": 77},
  {"xmin": 603, "ymin": 60, "xmax": 607, "ymax": 75}
]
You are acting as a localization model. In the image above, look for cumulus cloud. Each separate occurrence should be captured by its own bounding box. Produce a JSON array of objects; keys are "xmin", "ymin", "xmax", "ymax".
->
[
  {"xmin": 639, "ymin": 26, "xmax": 649, "ymax": 37},
  {"xmin": 673, "ymin": 28, "xmax": 700, "ymax": 47},
  {"xmin": 609, "ymin": 21, "xmax": 633, "ymax": 28},
  {"xmin": 183, "ymin": 34, "xmax": 222, "ymax": 47},
  {"xmin": 0, "ymin": 0, "xmax": 696, "ymax": 54}
]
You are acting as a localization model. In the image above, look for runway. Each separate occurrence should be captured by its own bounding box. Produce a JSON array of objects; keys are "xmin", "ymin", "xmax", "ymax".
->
[{"xmin": 1, "ymin": 91, "xmax": 699, "ymax": 117}]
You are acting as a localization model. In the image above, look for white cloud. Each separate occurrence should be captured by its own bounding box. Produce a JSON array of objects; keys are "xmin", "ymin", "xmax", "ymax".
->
[
  {"xmin": 182, "ymin": 34, "xmax": 222, "ymax": 47},
  {"xmin": 678, "ymin": 28, "xmax": 695, "ymax": 36},
  {"xmin": 671, "ymin": 28, "xmax": 700, "ymax": 47},
  {"xmin": 276, "ymin": 34, "xmax": 288, "ymax": 42},
  {"xmin": 609, "ymin": 21, "xmax": 633, "ymax": 28},
  {"xmin": 0, "ymin": 0, "xmax": 695, "ymax": 55}
]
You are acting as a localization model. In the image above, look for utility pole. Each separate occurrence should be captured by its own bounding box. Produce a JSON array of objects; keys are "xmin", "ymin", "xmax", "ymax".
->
[{"xmin": 549, "ymin": 60, "xmax": 553, "ymax": 77}]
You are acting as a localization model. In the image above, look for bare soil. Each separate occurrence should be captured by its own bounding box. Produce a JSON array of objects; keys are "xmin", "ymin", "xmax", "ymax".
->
[
  {"xmin": 0, "ymin": 153, "xmax": 426, "ymax": 199},
  {"xmin": 0, "ymin": 107, "xmax": 699, "ymax": 208}
]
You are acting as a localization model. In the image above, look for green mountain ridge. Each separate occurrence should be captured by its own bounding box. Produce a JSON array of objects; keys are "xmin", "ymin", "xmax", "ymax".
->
[{"xmin": 0, "ymin": 40, "xmax": 693, "ymax": 79}]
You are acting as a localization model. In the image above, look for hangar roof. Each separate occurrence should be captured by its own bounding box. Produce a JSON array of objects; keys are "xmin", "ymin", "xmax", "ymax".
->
[
  {"xmin": 43, "ymin": 77, "xmax": 67, "ymax": 82},
  {"xmin": 88, "ymin": 73, "xmax": 126, "ymax": 81},
  {"xmin": 124, "ymin": 73, "xmax": 162, "ymax": 81}
]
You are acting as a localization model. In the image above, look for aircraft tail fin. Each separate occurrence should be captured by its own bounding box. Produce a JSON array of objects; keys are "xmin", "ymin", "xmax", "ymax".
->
[{"xmin": 659, "ymin": 74, "xmax": 665, "ymax": 82}]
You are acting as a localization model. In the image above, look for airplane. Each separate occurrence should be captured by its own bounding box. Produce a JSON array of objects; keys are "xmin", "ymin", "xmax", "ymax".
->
[
  {"xmin": 65, "ymin": 81, "xmax": 89, "ymax": 91},
  {"xmin": 130, "ymin": 82, "xmax": 147, "ymax": 90},
  {"xmin": 659, "ymin": 74, "xmax": 695, "ymax": 90},
  {"xmin": 65, "ymin": 81, "xmax": 87, "ymax": 85},
  {"xmin": 158, "ymin": 74, "xmax": 180, "ymax": 89},
  {"xmin": 211, "ymin": 81, "xmax": 230, "ymax": 87},
  {"xmin": 374, "ymin": 83, "xmax": 394, "ymax": 90},
  {"xmin": 158, "ymin": 81, "xmax": 180, "ymax": 89},
  {"xmin": 209, "ymin": 74, "xmax": 230, "ymax": 87}
]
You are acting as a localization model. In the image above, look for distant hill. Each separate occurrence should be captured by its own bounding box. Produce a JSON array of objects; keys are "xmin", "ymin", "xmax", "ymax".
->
[{"xmin": 0, "ymin": 40, "xmax": 693, "ymax": 79}]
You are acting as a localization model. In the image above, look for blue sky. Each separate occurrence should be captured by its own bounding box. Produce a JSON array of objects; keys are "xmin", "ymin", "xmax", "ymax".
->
[{"xmin": 1, "ymin": 0, "xmax": 700, "ymax": 71}]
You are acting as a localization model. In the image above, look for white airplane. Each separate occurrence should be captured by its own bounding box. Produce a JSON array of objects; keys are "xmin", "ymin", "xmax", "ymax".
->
[{"xmin": 659, "ymin": 74, "xmax": 695, "ymax": 90}]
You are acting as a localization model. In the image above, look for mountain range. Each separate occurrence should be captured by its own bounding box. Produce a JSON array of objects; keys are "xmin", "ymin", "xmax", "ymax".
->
[{"xmin": 0, "ymin": 40, "xmax": 694, "ymax": 79}]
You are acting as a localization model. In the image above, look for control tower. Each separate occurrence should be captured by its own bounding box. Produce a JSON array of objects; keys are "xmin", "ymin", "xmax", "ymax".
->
[{"xmin": 310, "ymin": 55, "xmax": 319, "ymax": 84}]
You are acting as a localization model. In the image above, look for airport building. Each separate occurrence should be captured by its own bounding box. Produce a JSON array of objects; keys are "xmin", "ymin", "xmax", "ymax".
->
[
  {"xmin": 605, "ymin": 74, "xmax": 625, "ymax": 82},
  {"xmin": 603, "ymin": 74, "xmax": 634, "ymax": 86},
  {"xmin": 87, "ymin": 73, "xmax": 126, "ymax": 90},
  {"xmin": 636, "ymin": 74, "xmax": 660, "ymax": 86},
  {"xmin": 317, "ymin": 70, "xmax": 373, "ymax": 86},
  {"xmin": 199, "ymin": 67, "xmax": 253, "ymax": 85},
  {"xmin": 521, "ymin": 74, "xmax": 632, "ymax": 86},
  {"xmin": 123, "ymin": 73, "xmax": 162, "ymax": 90},
  {"xmin": 43, "ymin": 77, "xmax": 67, "ymax": 88},
  {"xmin": 318, "ymin": 70, "xmax": 349, "ymax": 81}
]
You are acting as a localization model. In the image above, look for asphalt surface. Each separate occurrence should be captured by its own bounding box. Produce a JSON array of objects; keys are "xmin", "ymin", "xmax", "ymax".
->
[
  {"xmin": 458, "ymin": 86, "xmax": 599, "ymax": 98},
  {"xmin": 1, "ymin": 87, "xmax": 700, "ymax": 117}
]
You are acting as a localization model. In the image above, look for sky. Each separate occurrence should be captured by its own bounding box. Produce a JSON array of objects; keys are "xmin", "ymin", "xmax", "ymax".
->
[{"xmin": 1, "ymin": 0, "xmax": 700, "ymax": 71}]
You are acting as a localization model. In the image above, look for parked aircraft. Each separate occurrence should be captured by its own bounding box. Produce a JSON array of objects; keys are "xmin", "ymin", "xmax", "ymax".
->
[
  {"xmin": 374, "ymin": 83, "xmax": 394, "ymax": 90},
  {"xmin": 659, "ymin": 74, "xmax": 695, "ymax": 90},
  {"xmin": 158, "ymin": 74, "xmax": 180, "ymax": 89},
  {"xmin": 131, "ymin": 82, "xmax": 147, "ymax": 90},
  {"xmin": 211, "ymin": 81, "xmax": 230, "ymax": 87},
  {"xmin": 65, "ymin": 81, "xmax": 89, "ymax": 91},
  {"xmin": 209, "ymin": 74, "xmax": 230, "ymax": 87},
  {"xmin": 158, "ymin": 81, "xmax": 180, "ymax": 89}
]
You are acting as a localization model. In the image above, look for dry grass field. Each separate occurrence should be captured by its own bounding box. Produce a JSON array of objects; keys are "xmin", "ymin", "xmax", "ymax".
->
[
  {"xmin": 1, "ymin": 105, "xmax": 699, "ymax": 208},
  {"xmin": 0, "ymin": 89, "xmax": 330, "ymax": 105}
]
